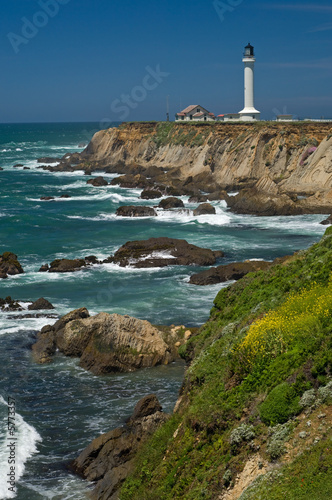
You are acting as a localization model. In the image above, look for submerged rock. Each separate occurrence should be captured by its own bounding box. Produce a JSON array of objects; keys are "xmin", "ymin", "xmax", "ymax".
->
[
  {"xmin": 0, "ymin": 252, "xmax": 24, "ymax": 279},
  {"xmin": 189, "ymin": 260, "xmax": 272, "ymax": 286},
  {"xmin": 31, "ymin": 309, "xmax": 183, "ymax": 373},
  {"xmin": 105, "ymin": 237, "xmax": 223, "ymax": 268},
  {"xmin": 71, "ymin": 394, "xmax": 168, "ymax": 500},
  {"xmin": 115, "ymin": 205, "xmax": 157, "ymax": 217}
]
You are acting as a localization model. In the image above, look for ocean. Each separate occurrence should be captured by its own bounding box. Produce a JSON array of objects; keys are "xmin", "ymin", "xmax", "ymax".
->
[{"xmin": 0, "ymin": 122, "xmax": 328, "ymax": 499}]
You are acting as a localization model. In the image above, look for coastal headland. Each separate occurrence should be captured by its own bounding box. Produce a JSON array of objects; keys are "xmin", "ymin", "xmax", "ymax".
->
[{"xmin": 40, "ymin": 121, "xmax": 332, "ymax": 216}]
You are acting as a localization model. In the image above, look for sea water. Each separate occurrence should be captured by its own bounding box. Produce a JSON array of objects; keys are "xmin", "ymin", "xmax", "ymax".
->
[{"xmin": 0, "ymin": 122, "xmax": 328, "ymax": 499}]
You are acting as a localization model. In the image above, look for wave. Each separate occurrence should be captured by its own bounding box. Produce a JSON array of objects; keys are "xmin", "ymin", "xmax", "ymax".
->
[{"xmin": 0, "ymin": 396, "xmax": 42, "ymax": 499}]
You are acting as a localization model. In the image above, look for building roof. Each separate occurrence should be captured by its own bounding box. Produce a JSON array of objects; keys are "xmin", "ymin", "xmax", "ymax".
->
[
  {"xmin": 193, "ymin": 112, "xmax": 204, "ymax": 117},
  {"xmin": 181, "ymin": 104, "xmax": 199, "ymax": 114}
]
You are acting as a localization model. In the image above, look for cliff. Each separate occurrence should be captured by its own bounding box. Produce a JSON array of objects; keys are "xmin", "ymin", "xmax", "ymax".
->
[
  {"xmin": 117, "ymin": 227, "xmax": 332, "ymax": 500},
  {"xmin": 60, "ymin": 121, "xmax": 332, "ymax": 214}
]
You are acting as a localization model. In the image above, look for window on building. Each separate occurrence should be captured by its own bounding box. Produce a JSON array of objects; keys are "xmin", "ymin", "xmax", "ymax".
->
[
  {"xmin": 204, "ymin": 116, "xmax": 207, "ymax": 121},
  {"xmin": 197, "ymin": 109, "xmax": 200, "ymax": 112},
  {"xmin": 190, "ymin": 115, "xmax": 193, "ymax": 120}
]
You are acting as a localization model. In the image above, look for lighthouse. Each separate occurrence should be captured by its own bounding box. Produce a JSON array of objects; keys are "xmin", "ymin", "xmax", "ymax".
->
[{"xmin": 239, "ymin": 43, "xmax": 260, "ymax": 121}]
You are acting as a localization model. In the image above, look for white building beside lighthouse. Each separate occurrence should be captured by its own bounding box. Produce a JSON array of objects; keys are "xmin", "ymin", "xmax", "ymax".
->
[{"xmin": 239, "ymin": 43, "xmax": 260, "ymax": 121}]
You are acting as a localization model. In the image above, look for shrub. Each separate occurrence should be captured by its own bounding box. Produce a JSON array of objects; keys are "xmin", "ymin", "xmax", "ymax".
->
[
  {"xmin": 230, "ymin": 424, "xmax": 255, "ymax": 447},
  {"xmin": 299, "ymin": 389, "xmax": 316, "ymax": 408},
  {"xmin": 259, "ymin": 383, "xmax": 301, "ymax": 425}
]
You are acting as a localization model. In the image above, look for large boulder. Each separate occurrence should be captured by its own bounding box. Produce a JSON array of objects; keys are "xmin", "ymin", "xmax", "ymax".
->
[
  {"xmin": 189, "ymin": 260, "xmax": 272, "ymax": 285},
  {"xmin": 87, "ymin": 176, "xmax": 108, "ymax": 187},
  {"xmin": 0, "ymin": 252, "xmax": 24, "ymax": 279},
  {"xmin": 227, "ymin": 188, "xmax": 304, "ymax": 216},
  {"xmin": 28, "ymin": 298, "xmax": 54, "ymax": 310},
  {"xmin": 105, "ymin": 237, "xmax": 223, "ymax": 268},
  {"xmin": 71, "ymin": 395, "xmax": 168, "ymax": 500},
  {"xmin": 140, "ymin": 189, "xmax": 163, "ymax": 199},
  {"xmin": 193, "ymin": 203, "xmax": 216, "ymax": 216},
  {"xmin": 32, "ymin": 309, "xmax": 177, "ymax": 374},
  {"xmin": 320, "ymin": 215, "xmax": 332, "ymax": 225},
  {"xmin": 158, "ymin": 197, "xmax": 184, "ymax": 209},
  {"xmin": 115, "ymin": 206, "xmax": 157, "ymax": 217}
]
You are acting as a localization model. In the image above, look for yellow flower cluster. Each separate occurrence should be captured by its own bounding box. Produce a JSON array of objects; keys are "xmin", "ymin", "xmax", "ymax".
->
[{"xmin": 236, "ymin": 277, "xmax": 332, "ymax": 368}]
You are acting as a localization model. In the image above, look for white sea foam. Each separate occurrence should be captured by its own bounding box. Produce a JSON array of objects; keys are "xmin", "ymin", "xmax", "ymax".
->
[{"xmin": 0, "ymin": 396, "xmax": 42, "ymax": 499}]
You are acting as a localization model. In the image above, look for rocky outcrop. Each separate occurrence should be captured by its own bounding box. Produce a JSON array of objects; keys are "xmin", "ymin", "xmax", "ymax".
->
[
  {"xmin": 0, "ymin": 296, "xmax": 23, "ymax": 311},
  {"xmin": 105, "ymin": 237, "xmax": 223, "ymax": 268},
  {"xmin": 31, "ymin": 309, "xmax": 184, "ymax": 374},
  {"xmin": 189, "ymin": 260, "xmax": 272, "ymax": 286},
  {"xmin": 71, "ymin": 394, "xmax": 168, "ymax": 500},
  {"xmin": 193, "ymin": 203, "xmax": 216, "ymax": 215},
  {"xmin": 37, "ymin": 157, "xmax": 60, "ymax": 164},
  {"xmin": 158, "ymin": 197, "xmax": 184, "ymax": 209},
  {"xmin": 226, "ymin": 188, "xmax": 304, "ymax": 216},
  {"xmin": 115, "ymin": 206, "xmax": 157, "ymax": 217},
  {"xmin": 28, "ymin": 298, "xmax": 54, "ymax": 310},
  {"xmin": 0, "ymin": 252, "xmax": 24, "ymax": 279},
  {"xmin": 87, "ymin": 176, "xmax": 108, "ymax": 186},
  {"xmin": 110, "ymin": 174, "xmax": 153, "ymax": 189}
]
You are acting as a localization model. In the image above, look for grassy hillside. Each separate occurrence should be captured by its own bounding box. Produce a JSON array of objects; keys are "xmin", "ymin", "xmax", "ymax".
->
[{"xmin": 119, "ymin": 228, "xmax": 332, "ymax": 500}]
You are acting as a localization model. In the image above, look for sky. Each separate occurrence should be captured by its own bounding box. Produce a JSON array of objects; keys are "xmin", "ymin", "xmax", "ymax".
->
[{"xmin": 0, "ymin": 0, "xmax": 332, "ymax": 123}]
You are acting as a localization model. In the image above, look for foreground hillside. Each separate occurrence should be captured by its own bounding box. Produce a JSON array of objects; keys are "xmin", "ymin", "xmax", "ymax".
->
[
  {"xmin": 118, "ymin": 228, "xmax": 332, "ymax": 500},
  {"xmin": 49, "ymin": 120, "xmax": 332, "ymax": 214}
]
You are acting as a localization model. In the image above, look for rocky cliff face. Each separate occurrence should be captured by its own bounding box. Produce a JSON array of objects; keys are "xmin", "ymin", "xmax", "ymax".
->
[{"xmin": 72, "ymin": 122, "xmax": 332, "ymax": 203}]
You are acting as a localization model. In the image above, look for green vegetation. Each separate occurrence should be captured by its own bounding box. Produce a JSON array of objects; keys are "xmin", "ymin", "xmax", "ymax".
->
[
  {"xmin": 119, "ymin": 229, "xmax": 332, "ymax": 499},
  {"xmin": 151, "ymin": 122, "xmax": 210, "ymax": 148}
]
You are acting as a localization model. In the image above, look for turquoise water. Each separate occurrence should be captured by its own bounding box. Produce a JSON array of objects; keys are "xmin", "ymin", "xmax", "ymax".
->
[{"xmin": 0, "ymin": 122, "xmax": 328, "ymax": 499}]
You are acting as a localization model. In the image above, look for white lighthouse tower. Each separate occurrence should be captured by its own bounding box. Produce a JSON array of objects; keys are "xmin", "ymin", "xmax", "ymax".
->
[{"xmin": 239, "ymin": 43, "xmax": 260, "ymax": 121}]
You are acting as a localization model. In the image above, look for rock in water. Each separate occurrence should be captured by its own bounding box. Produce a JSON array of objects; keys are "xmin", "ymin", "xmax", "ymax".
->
[
  {"xmin": 87, "ymin": 176, "xmax": 108, "ymax": 186},
  {"xmin": 71, "ymin": 394, "xmax": 168, "ymax": 500},
  {"xmin": 115, "ymin": 205, "xmax": 157, "ymax": 217},
  {"xmin": 158, "ymin": 197, "xmax": 184, "ymax": 209},
  {"xmin": 28, "ymin": 298, "xmax": 54, "ymax": 310},
  {"xmin": 140, "ymin": 188, "xmax": 163, "ymax": 199},
  {"xmin": 189, "ymin": 261, "xmax": 272, "ymax": 285},
  {"xmin": 32, "ymin": 309, "xmax": 175, "ymax": 373},
  {"xmin": 0, "ymin": 252, "xmax": 24, "ymax": 279},
  {"xmin": 320, "ymin": 215, "xmax": 332, "ymax": 225},
  {"xmin": 193, "ymin": 203, "xmax": 216, "ymax": 215},
  {"xmin": 105, "ymin": 237, "xmax": 223, "ymax": 268},
  {"xmin": 227, "ymin": 188, "xmax": 304, "ymax": 216}
]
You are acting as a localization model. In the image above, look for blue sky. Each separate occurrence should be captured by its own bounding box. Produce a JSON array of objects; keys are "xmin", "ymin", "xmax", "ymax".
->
[{"xmin": 0, "ymin": 0, "xmax": 332, "ymax": 122}]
